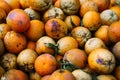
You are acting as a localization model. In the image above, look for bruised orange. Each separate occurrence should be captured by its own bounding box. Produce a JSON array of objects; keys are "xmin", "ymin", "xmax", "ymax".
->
[{"xmin": 6, "ymin": 9, "xmax": 30, "ymax": 32}]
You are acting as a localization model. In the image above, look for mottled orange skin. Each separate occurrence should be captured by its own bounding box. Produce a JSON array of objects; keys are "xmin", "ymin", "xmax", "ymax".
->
[
  {"xmin": 4, "ymin": 31, "xmax": 27, "ymax": 54},
  {"xmin": 6, "ymin": 9, "xmax": 30, "ymax": 32}
]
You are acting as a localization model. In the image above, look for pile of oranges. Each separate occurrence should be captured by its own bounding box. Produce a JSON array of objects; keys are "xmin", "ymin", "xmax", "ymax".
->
[{"xmin": 0, "ymin": 0, "xmax": 120, "ymax": 80}]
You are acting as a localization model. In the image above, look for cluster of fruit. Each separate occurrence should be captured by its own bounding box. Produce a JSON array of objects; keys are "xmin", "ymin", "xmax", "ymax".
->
[{"xmin": 0, "ymin": 0, "xmax": 120, "ymax": 80}]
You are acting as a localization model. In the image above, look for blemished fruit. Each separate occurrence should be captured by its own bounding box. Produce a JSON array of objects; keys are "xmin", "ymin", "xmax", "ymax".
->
[
  {"xmin": 17, "ymin": 49, "xmax": 38, "ymax": 72},
  {"xmin": 100, "ymin": 9, "xmax": 119, "ymax": 25},
  {"xmin": 57, "ymin": 36, "xmax": 78, "ymax": 55},
  {"xmin": 88, "ymin": 48, "xmax": 116, "ymax": 74},
  {"xmin": 29, "ymin": 0, "xmax": 52, "ymax": 11},
  {"xmin": 0, "ymin": 53, "xmax": 17, "ymax": 71},
  {"xmin": 1, "ymin": 69, "xmax": 28, "ymax": 80},
  {"xmin": 49, "ymin": 69, "xmax": 76, "ymax": 80},
  {"xmin": 35, "ymin": 36, "xmax": 56, "ymax": 55},
  {"xmin": 60, "ymin": 0, "xmax": 80, "ymax": 15},
  {"xmin": 97, "ymin": 75, "xmax": 117, "ymax": 80},
  {"xmin": 6, "ymin": 9, "xmax": 30, "ymax": 32},
  {"xmin": 34, "ymin": 53, "xmax": 57, "ymax": 76},
  {"xmin": 45, "ymin": 18, "xmax": 68, "ymax": 39},
  {"xmin": 72, "ymin": 69, "xmax": 92, "ymax": 80},
  {"xmin": 63, "ymin": 48, "xmax": 87, "ymax": 68},
  {"xmin": 4, "ymin": 31, "xmax": 27, "ymax": 54},
  {"xmin": 71, "ymin": 26, "xmax": 92, "ymax": 47},
  {"xmin": 0, "ymin": 39, "xmax": 4, "ymax": 56},
  {"xmin": 85, "ymin": 37, "xmax": 106, "ymax": 55},
  {"xmin": 43, "ymin": 7, "xmax": 65, "ymax": 22},
  {"xmin": 112, "ymin": 41, "xmax": 120, "ymax": 61}
]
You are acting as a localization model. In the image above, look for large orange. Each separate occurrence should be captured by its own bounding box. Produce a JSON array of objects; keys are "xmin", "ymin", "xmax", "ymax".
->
[
  {"xmin": 92, "ymin": 0, "xmax": 110, "ymax": 12},
  {"xmin": 4, "ymin": 31, "xmax": 27, "ymax": 54},
  {"xmin": 45, "ymin": 18, "xmax": 68, "ymax": 39},
  {"xmin": 25, "ymin": 20, "xmax": 44, "ymax": 41},
  {"xmin": 82, "ymin": 11, "xmax": 101, "ymax": 31},
  {"xmin": 34, "ymin": 53, "xmax": 57, "ymax": 76},
  {"xmin": 6, "ymin": 9, "xmax": 30, "ymax": 32}
]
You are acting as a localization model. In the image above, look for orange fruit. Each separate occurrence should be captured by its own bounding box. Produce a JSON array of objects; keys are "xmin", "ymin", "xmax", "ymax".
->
[
  {"xmin": 100, "ymin": 9, "xmax": 119, "ymax": 26},
  {"xmin": 97, "ymin": 75, "xmax": 117, "ymax": 80},
  {"xmin": 88, "ymin": 48, "xmax": 116, "ymax": 74},
  {"xmin": 0, "ymin": 8, "xmax": 7, "ymax": 23},
  {"xmin": 0, "ymin": 0, "xmax": 11, "ymax": 14},
  {"xmin": 54, "ymin": 0, "xmax": 61, "ymax": 8},
  {"xmin": 29, "ymin": 0, "xmax": 52, "ymax": 11},
  {"xmin": 19, "ymin": 0, "xmax": 30, "ymax": 9},
  {"xmin": 17, "ymin": 49, "xmax": 38, "ymax": 72},
  {"xmin": 25, "ymin": 20, "xmax": 44, "ymax": 41},
  {"xmin": 92, "ymin": 0, "xmax": 110, "ymax": 12},
  {"xmin": 4, "ymin": 31, "xmax": 27, "ymax": 54},
  {"xmin": 45, "ymin": 18, "xmax": 68, "ymax": 39},
  {"xmin": 26, "ymin": 40, "xmax": 36, "ymax": 50},
  {"xmin": 63, "ymin": 48, "xmax": 87, "ymax": 68},
  {"xmin": 114, "ymin": 65, "xmax": 120, "ymax": 80},
  {"xmin": 35, "ymin": 36, "xmax": 56, "ymax": 55},
  {"xmin": 1, "ymin": 69, "xmax": 28, "ymax": 80},
  {"xmin": 108, "ymin": 21, "xmax": 120, "ymax": 43},
  {"xmin": 41, "ymin": 75, "xmax": 51, "ymax": 80},
  {"xmin": 83, "ymin": 11, "xmax": 101, "ymax": 31},
  {"xmin": 49, "ymin": 69, "xmax": 76, "ymax": 80},
  {"xmin": 110, "ymin": 5, "xmax": 120, "ymax": 19},
  {"xmin": 43, "ymin": 7, "xmax": 65, "ymax": 22},
  {"xmin": 34, "ymin": 53, "xmax": 57, "ymax": 76},
  {"xmin": 0, "ymin": 23, "xmax": 11, "ymax": 39},
  {"xmin": 85, "ymin": 37, "xmax": 106, "ymax": 55},
  {"xmin": 4, "ymin": 0, "xmax": 20, "ymax": 9},
  {"xmin": 64, "ymin": 15, "xmax": 81, "ymax": 31},
  {"xmin": 80, "ymin": 1, "xmax": 98, "ymax": 17},
  {"xmin": 60, "ymin": 0, "xmax": 80, "ymax": 15},
  {"xmin": 24, "ymin": 7, "xmax": 40, "ymax": 20},
  {"xmin": 6, "ymin": 9, "xmax": 30, "ymax": 32},
  {"xmin": 71, "ymin": 26, "xmax": 92, "ymax": 47},
  {"xmin": 95, "ymin": 25, "xmax": 110, "ymax": 45},
  {"xmin": 57, "ymin": 36, "xmax": 78, "ymax": 55},
  {"xmin": 79, "ymin": 0, "xmax": 89, "ymax": 5}
]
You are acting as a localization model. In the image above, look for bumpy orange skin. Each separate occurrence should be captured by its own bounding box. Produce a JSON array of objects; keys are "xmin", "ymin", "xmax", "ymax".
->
[{"xmin": 6, "ymin": 9, "xmax": 30, "ymax": 32}]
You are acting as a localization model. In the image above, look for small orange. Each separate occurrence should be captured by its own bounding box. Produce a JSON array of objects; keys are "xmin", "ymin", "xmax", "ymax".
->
[
  {"xmin": 19, "ymin": 0, "xmax": 30, "ymax": 9},
  {"xmin": 108, "ymin": 21, "xmax": 120, "ymax": 43},
  {"xmin": 92, "ymin": 0, "xmax": 110, "ymax": 12},
  {"xmin": 0, "ymin": 8, "xmax": 6, "ymax": 23},
  {"xmin": 34, "ymin": 53, "xmax": 57, "ymax": 76},
  {"xmin": 64, "ymin": 15, "xmax": 81, "ymax": 31},
  {"xmin": 26, "ymin": 40, "xmax": 36, "ymax": 50},
  {"xmin": 110, "ymin": 5, "xmax": 120, "ymax": 19},
  {"xmin": 83, "ymin": 11, "xmax": 101, "ymax": 31},
  {"xmin": 45, "ymin": 18, "xmax": 68, "ymax": 39},
  {"xmin": 0, "ymin": 0, "xmax": 11, "ymax": 14},
  {"xmin": 6, "ymin": 9, "xmax": 30, "ymax": 32},
  {"xmin": 4, "ymin": 0, "xmax": 20, "ymax": 9},
  {"xmin": 80, "ymin": 1, "xmax": 98, "ymax": 17},
  {"xmin": 25, "ymin": 20, "xmax": 44, "ymax": 41},
  {"xmin": 95, "ymin": 25, "xmax": 110, "ymax": 45},
  {"xmin": 35, "ymin": 36, "xmax": 56, "ymax": 55},
  {"xmin": 49, "ymin": 69, "xmax": 76, "ymax": 80},
  {"xmin": 4, "ymin": 31, "xmax": 27, "ymax": 54},
  {"xmin": 57, "ymin": 36, "xmax": 78, "ymax": 55},
  {"xmin": 0, "ymin": 23, "xmax": 11, "ymax": 39},
  {"xmin": 63, "ymin": 48, "xmax": 87, "ymax": 68}
]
